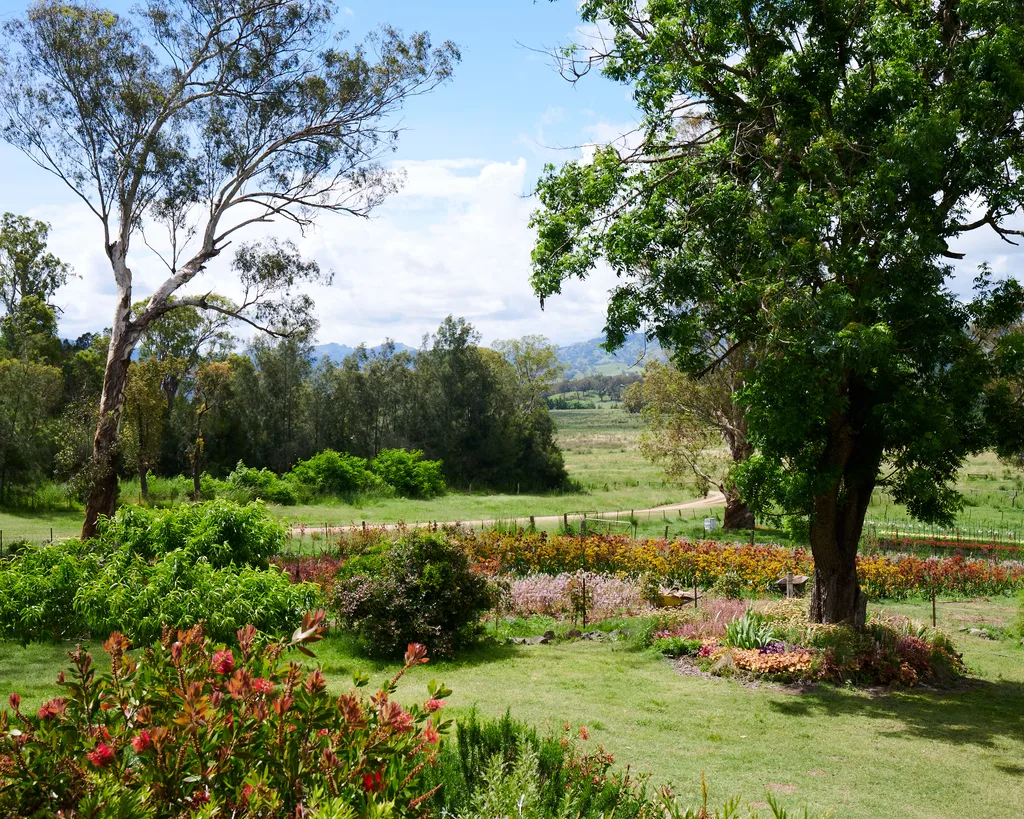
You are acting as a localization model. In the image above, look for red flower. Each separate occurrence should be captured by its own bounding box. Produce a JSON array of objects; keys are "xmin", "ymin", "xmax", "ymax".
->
[
  {"xmin": 87, "ymin": 742, "xmax": 116, "ymax": 768},
  {"xmin": 425, "ymin": 698, "xmax": 445, "ymax": 713},
  {"xmin": 8, "ymin": 693, "xmax": 20, "ymax": 711},
  {"xmin": 131, "ymin": 730, "xmax": 152, "ymax": 753},
  {"xmin": 211, "ymin": 649, "xmax": 235, "ymax": 675},
  {"xmin": 362, "ymin": 771, "xmax": 383, "ymax": 792},
  {"xmin": 37, "ymin": 698, "xmax": 65, "ymax": 720},
  {"xmin": 423, "ymin": 718, "xmax": 440, "ymax": 745},
  {"xmin": 578, "ymin": 726, "xmax": 589, "ymax": 741},
  {"xmin": 252, "ymin": 677, "xmax": 275, "ymax": 695}
]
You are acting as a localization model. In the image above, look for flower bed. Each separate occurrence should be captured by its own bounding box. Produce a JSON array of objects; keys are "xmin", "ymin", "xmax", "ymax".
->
[{"xmin": 652, "ymin": 599, "xmax": 966, "ymax": 688}]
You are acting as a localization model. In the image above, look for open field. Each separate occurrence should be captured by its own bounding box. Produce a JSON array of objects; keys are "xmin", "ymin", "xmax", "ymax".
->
[
  {"xmin": 3, "ymin": 595, "xmax": 1021, "ymax": 819},
  {"xmin": 6, "ymin": 408, "xmax": 1024, "ymax": 550}
]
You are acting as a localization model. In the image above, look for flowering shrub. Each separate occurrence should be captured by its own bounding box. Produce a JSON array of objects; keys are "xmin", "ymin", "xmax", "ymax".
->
[
  {"xmin": 731, "ymin": 648, "xmax": 815, "ymax": 677},
  {"xmin": 332, "ymin": 532, "xmax": 494, "ymax": 658},
  {"xmin": 0, "ymin": 613, "xmax": 451, "ymax": 817},
  {"xmin": 875, "ymin": 536, "xmax": 1024, "ymax": 556},
  {"xmin": 507, "ymin": 572, "xmax": 645, "ymax": 619}
]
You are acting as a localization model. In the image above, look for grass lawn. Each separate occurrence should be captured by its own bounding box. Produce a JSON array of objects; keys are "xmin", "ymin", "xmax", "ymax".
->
[
  {"xmin": 0, "ymin": 508, "xmax": 82, "ymax": 544},
  {"xmin": 3, "ymin": 596, "xmax": 1021, "ymax": 818}
]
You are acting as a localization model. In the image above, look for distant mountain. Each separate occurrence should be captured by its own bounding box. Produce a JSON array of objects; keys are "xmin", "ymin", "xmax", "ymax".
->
[
  {"xmin": 310, "ymin": 333, "xmax": 663, "ymax": 378},
  {"xmin": 312, "ymin": 341, "xmax": 417, "ymax": 363},
  {"xmin": 554, "ymin": 333, "xmax": 666, "ymax": 379}
]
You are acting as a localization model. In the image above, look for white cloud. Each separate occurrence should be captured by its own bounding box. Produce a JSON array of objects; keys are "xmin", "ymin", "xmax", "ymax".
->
[{"xmin": 32, "ymin": 158, "xmax": 621, "ymax": 348}]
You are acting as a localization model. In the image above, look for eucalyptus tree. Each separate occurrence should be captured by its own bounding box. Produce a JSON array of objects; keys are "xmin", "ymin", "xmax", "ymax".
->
[
  {"xmin": 0, "ymin": 0, "xmax": 459, "ymax": 536},
  {"xmin": 0, "ymin": 213, "xmax": 71, "ymax": 317},
  {"xmin": 634, "ymin": 349, "xmax": 755, "ymax": 530},
  {"xmin": 532, "ymin": 0, "xmax": 1024, "ymax": 623}
]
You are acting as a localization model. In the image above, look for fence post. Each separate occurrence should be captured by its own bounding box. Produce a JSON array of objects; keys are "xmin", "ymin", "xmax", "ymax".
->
[
  {"xmin": 529, "ymin": 515, "xmax": 535, "ymax": 532},
  {"xmin": 786, "ymin": 571, "xmax": 794, "ymax": 599},
  {"xmin": 50, "ymin": 527, "xmax": 53, "ymax": 545},
  {"xmin": 563, "ymin": 512, "xmax": 569, "ymax": 531},
  {"xmin": 664, "ymin": 524, "xmax": 669, "ymax": 540},
  {"xmin": 693, "ymin": 579, "xmax": 699, "ymax": 609},
  {"xmin": 932, "ymin": 585, "xmax": 937, "ymax": 628}
]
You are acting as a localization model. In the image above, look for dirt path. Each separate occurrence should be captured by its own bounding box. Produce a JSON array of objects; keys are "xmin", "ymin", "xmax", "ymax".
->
[{"xmin": 289, "ymin": 491, "xmax": 726, "ymax": 536}]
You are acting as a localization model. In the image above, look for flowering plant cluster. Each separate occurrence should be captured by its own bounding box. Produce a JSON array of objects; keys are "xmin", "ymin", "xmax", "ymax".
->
[
  {"xmin": 0, "ymin": 612, "xmax": 451, "ymax": 817},
  {"xmin": 875, "ymin": 536, "xmax": 1024, "ymax": 556},
  {"xmin": 445, "ymin": 530, "xmax": 1024, "ymax": 599},
  {"xmin": 673, "ymin": 603, "xmax": 966, "ymax": 687},
  {"xmin": 507, "ymin": 572, "xmax": 646, "ymax": 619}
]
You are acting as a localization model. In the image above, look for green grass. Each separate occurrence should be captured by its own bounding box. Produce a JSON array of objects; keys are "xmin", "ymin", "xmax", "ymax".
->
[
  {"xmin": 0, "ymin": 508, "xmax": 82, "ymax": 545},
  {"xmin": 3, "ymin": 596, "xmax": 1022, "ymax": 818}
]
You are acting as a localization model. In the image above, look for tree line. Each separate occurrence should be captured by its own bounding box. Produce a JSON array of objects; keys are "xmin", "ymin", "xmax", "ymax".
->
[{"xmin": 0, "ymin": 215, "xmax": 567, "ymax": 506}]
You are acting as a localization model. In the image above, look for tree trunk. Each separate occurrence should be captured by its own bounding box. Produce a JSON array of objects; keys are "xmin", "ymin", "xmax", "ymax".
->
[
  {"xmin": 139, "ymin": 465, "xmax": 149, "ymax": 503},
  {"xmin": 806, "ymin": 405, "xmax": 880, "ymax": 626},
  {"xmin": 81, "ymin": 275, "xmax": 138, "ymax": 539},
  {"xmin": 722, "ymin": 490, "xmax": 755, "ymax": 530}
]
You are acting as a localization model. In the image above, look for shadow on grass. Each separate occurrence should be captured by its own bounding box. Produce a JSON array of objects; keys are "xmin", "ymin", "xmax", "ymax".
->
[{"xmin": 768, "ymin": 677, "xmax": 1024, "ymax": 749}]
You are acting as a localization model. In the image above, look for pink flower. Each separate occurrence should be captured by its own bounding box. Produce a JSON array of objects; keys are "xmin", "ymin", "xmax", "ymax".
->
[
  {"xmin": 425, "ymin": 698, "xmax": 445, "ymax": 713},
  {"xmin": 578, "ymin": 726, "xmax": 589, "ymax": 741},
  {"xmin": 87, "ymin": 742, "xmax": 116, "ymax": 768},
  {"xmin": 423, "ymin": 718, "xmax": 440, "ymax": 744},
  {"xmin": 8, "ymin": 693, "xmax": 20, "ymax": 711},
  {"xmin": 131, "ymin": 730, "xmax": 152, "ymax": 753},
  {"xmin": 211, "ymin": 649, "xmax": 235, "ymax": 675}
]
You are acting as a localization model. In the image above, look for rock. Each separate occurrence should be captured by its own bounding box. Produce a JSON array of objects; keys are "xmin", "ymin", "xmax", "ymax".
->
[
  {"xmin": 608, "ymin": 629, "xmax": 624, "ymax": 640},
  {"xmin": 583, "ymin": 631, "xmax": 603, "ymax": 640},
  {"xmin": 969, "ymin": 628, "xmax": 984, "ymax": 636},
  {"xmin": 565, "ymin": 628, "xmax": 583, "ymax": 639},
  {"xmin": 543, "ymin": 630, "xmax": 556, "ymax": 641},
  {"xmin": 511, "ymin": 637, "xmax": 528, "ymax": 645},
  {"xmin": 528, "ymin": 635, "xmax": 549, "ymax": 645},
  {"xmin": 957, "ymin": 627, "xmax": 968, "ymax": 632}
]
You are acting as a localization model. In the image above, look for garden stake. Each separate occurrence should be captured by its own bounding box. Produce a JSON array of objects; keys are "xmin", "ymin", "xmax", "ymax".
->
[
  {"xmin": 665, "ymin": 525, "xmax": 669, "ymax": 539},
  {"xmin": 694, "ymin": 580, "xmax": 698, "ymax": 609},
  {"xmin": 932, "ymin": 585, "xmax": 937, "ymax": 628}
]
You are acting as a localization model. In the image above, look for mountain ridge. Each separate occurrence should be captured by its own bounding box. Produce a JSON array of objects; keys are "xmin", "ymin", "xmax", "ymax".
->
[{"xmin": 311, "ymin": 333, "xmax": 665, "ymax": 378}]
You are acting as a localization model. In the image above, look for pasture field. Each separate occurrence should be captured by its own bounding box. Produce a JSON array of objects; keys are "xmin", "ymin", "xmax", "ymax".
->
[
  {"xmin": 3, "ymin": 595, "xmax": 1021, "ymax": 819},
  {"xmin": 5, "ymin": 408, "xmax": 1024, "ymax": 548}
]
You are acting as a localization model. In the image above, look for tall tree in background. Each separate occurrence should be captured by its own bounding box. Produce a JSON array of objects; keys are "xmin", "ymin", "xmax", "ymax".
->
[
  {"xmin": 532, "ymin": 0, "xmax": 1024, "ymax": 624},
  {"xmin": 0, "ymin": 358, "xmax": 62, "ymax": 503},
  {"xmin": 121, "ymin": 358, "xmax": 167, "ymax": 502},
  {"xmin": 494, "ymin": 335, "xmax": 566, "ymax": 412},
  {"xmin": 0, "ymin": 0, "xmax": 459, "ymax": 536},
  {"xmin": 0, "ymin": 213, "xmax": 70, "ymax": 317},
  {"xmin": 632, "ymin": 351, "xmax": 755, "ymax": 530}
]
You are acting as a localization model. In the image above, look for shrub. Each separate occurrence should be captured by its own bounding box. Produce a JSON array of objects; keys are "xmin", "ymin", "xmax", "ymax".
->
[
  {"xmin": 288, "ymin": 449, "xmax": 374, "ymax": 496},
  {"xmin": 0, "ymin": 614, "xmax": 451, "ymax": 817},
  {"xmin": 226, "ymin": 461, "xmax": 298, "ymax": 505},
  {"xmin": 95, "ymin": 500, "xmax": 287, "ymax": 568},
  {"xmin": 332, "ymin": 532, "xmax": 493, "ymax": 658},
  {"xmin": 0, "ymin": 546, "xmax": 96, "ymax": 641},
  {"xmin": 370, "ymin": 449, "xmax": 446, "ymax": 498},
  {"xmin": 73, "ymin": 550, "xmax": 322, "ymax": 645}
]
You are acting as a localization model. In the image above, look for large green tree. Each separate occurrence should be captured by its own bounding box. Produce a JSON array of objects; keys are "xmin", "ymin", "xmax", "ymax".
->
[
  {"xmin": 532, "ymin": 0, "xmax": 1024, "ymax": 623},
  {"xmin": 0, "ymin": 0, "xmax": 458, "ymax": 536}
]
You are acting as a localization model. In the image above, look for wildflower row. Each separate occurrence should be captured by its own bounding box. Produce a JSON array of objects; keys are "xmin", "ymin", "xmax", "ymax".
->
[{"xmin": 446, "ymin": 531, "xmax": 1024, "ymax": 599}]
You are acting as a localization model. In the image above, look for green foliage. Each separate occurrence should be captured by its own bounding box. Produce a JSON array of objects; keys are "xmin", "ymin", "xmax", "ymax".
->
[
  {"xmin": 652, "ymin": 636, "xmax": 703, "ymax": 657},
  {"xmin": 724, "ymin": 613, "xmax": 777, "ymax": 650},
  {"xmin": 531, "ymin": 0, "xmax": 1024, "ymax": 621},
  {"xmin": 94, "ymin": 500, "xmax": 286, "ymax": 568},
  {"xmin": 0, "ymin": 545, "xmax": 96, "ymax": 641},
  {"xmin": 332, "ymin": 532, "xmax": 493, "ymax": 658},
  {"xmin": 72, "ymin": 550, "xmax": 321, "ymax": 645},
  {"xmin": 226, "ymin": 462, "xmax": 299, "ymax": 505},
  {"xmin": 288, "ymin": 449, "xmax": 373, "ymax": 496},
  {"xmin": 370, "ymin": 449, "xmax": 446, "ymax": 498},
  {"xmin": 0, "ymin": 615, "xmax": 451, "ymax": 817}
]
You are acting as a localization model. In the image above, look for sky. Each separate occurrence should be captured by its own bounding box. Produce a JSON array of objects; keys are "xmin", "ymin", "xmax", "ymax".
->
[{"xmin": 0, "ymin": 0, "xmax": 1021, "ymax": 349}]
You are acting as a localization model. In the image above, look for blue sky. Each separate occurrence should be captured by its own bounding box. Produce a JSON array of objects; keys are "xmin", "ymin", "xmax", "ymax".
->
[{"xmin": 0, "ymin": 0, "xmax": 1020, "ymax": 348}]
